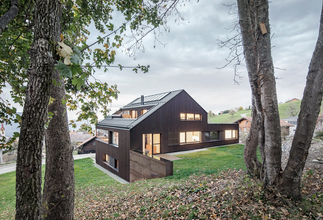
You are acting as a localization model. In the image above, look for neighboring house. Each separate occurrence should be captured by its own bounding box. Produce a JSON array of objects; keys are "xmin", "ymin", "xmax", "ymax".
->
[
  {"xmin": 285, "ymin": 98, "xmax": 299, "ymax": 103},
  {"xmin": 235, "ymin": 117, "xmax": 294, "ymax": 137},
  {"xmin": 76, "ymin": 136, "xmax": 96, "ymax": 154},
  {"xmin": 95, "ymin": 90, "xmax": 239, "ymax": 182},
  {"xmin": 70, "ymin": 131, "xmax": 94, "ymax": 149},
  {"xmin": 282, "ymin": 116, "xmax": 298, "ymax": 135}
]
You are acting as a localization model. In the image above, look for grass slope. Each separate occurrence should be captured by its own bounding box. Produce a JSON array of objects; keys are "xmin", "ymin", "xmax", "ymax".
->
[
  {"xmin": 209, "ymin": 100, "xmax": 303, "ymax": 123},
  {"xmin": 1, "ymin": 144, "xmax": 322, "ymax": 219}
]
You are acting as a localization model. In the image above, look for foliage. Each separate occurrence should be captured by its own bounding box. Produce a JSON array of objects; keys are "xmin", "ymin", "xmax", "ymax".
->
[{"xmin": 0, "ymin": 0, "xmax": 186, "ymax": 146}]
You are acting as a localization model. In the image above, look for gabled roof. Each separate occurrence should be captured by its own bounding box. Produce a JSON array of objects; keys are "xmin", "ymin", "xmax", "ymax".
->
[
  {"xmin": 97, "ymin": 90, "xmax": 184, "ymax": 130},
  {"xmin": 75, "ymin": 136, "xmax": 96, "ymax": 149}
]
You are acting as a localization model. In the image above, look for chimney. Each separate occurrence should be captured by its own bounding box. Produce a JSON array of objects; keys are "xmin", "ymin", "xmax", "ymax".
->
[{"xmin": 141, "ymin": 95, "xmax": 144, "ymax": 105}]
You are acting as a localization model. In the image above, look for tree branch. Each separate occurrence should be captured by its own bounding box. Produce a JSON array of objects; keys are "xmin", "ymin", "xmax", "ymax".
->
[{"xmin": 0, "ymin": 0, "xmax": 19, "ymax": 35}]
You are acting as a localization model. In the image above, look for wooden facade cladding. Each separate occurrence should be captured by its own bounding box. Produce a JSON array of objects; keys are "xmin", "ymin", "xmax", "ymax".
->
[
  {"xmin": 95, "ymin": 128, "xmax": 130, "ymax": 182},
  {"xmin": 95, "ymin": 90, "xmax": 239, "ymax": 182}
]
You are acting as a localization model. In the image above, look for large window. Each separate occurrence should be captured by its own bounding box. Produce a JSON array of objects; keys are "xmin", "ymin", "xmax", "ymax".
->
[
  {"xmin": 142, "ymin": 133, "xmax": 161, "ymax": 155},
  {"xmin": 205, "ymin": 131, "xmax": 219, "ymax": 141},
  {"xmin": 225, "ymin": 130, "xmax": 238, "ymax": 139},
  {"xmin": 180, "ymin": 131, "xmax": 201, "ymax": 143},
  {"xmin": 97, "ymin": 129, "xmax": 109, "ymax": 143},
  {"xmin": 103, "ymin": 154, "xmax": 119, "ymax": 171},
  {"xmin": 180, "ymin": 113, "xmax": 202, "ymax": 121},
  {"xmin": 112, "ymin": 132, "xmax": 119, "ymax": 146}
]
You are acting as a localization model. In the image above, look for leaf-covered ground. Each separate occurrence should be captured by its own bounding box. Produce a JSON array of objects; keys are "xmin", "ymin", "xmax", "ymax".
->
[{"xmin": 75, "ymin": 168, "xmax": 323, "ymax": 219}]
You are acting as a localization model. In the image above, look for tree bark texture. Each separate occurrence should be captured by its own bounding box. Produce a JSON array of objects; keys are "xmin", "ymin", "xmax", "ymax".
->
[
  {"xmin": 278, "ymin": 3, "xmax": 323, "ymax": 198},
  {"xmin": 237, "ymin": 0, "xmax": 281, "ymax": 185},
  {"xmin": 15, "ymin": 1, "xmax": 61, "ymax": 219},
  {"xmin": 244, "ymin": 102, "xmax": 262, "ymax": 177},
  {"xmin": 0, "ymin": 0, "xmax": 19, "ymax": 34},
  {"xmin": 42, "ymin": 69, "xmax": 75, "ymax": 220}
]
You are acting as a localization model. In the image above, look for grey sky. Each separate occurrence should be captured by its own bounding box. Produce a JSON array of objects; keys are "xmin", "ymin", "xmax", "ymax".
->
[{"xmin": 84, "ymin": 0, "xmax": 322, "ymax": 119}]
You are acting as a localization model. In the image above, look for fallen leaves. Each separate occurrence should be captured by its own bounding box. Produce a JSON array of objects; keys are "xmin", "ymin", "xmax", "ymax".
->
[{"xmin": 75, "ymin": 168, "xmax": 323, "ymax": 219}]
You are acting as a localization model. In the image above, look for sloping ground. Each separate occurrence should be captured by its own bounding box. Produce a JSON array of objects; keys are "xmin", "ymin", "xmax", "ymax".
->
[{"xmin": 75, "ymin": 168, "xmax": 322, "ymax": 219}]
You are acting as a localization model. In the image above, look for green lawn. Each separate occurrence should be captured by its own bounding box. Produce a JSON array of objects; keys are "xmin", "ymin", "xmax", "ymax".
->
[{"xmin": 0, "ymin": 144, "xmax": 245, "ymax": 219}]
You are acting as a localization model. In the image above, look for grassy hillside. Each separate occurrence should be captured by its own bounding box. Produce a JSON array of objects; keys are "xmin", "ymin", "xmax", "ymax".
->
[
  {"xmin": 209, "ymin": 100, "xmax": 302, "ymax": 123},
  {"xmin": 1, "ymin": 145, "xmax": 322, "ymax": 219}
]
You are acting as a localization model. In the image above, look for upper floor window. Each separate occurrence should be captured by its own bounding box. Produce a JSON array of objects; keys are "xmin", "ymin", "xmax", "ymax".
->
[
  {"xmin": 97, "ymin": 129, "xmax": 109, "ymax": 143},
  {"xmin": 141, "ymin": 109, "xmax": 148, "ymax": 115},
  {"xmin": 225, "ymin": 130, "xmax": 238, "ymax": 139},
  {"xmin": 180, "ymin": 113, "xmax": 202, "ymax": 121},
  {"xmin": 112, "ymin": 132, "xmax": 119, "ymax": 146}
]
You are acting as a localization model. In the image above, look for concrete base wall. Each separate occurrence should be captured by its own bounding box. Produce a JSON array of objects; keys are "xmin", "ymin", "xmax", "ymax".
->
[{"xmin": 130, "ymin": 150, "xmax": 173, "ymax": 182}]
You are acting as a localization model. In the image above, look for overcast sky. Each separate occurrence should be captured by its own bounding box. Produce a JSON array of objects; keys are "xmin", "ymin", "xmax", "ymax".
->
[
  {"xmin": 2, "ymin": 0, "xmax": 322, "ymax": 132},
  {"xmin": 83, "ymin": 0, "xmax": 322, "ymax": 120}
]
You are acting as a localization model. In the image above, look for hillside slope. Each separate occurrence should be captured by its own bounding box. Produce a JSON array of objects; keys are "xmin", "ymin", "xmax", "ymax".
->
[{"xmin": 209, "ymin": 100, "xmax": 302, "ymax": 123}]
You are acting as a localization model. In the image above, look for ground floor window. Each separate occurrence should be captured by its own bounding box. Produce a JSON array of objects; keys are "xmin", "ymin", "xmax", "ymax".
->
[
  {"xmin": 205, "ymin": 131, "xmax": 219, "ymax": 141},
  {"xmin": 142, "ymin": 133, "xmax": 161, "ymax": 155},
  {"xmin": 225, "ymin": 130, "xmax": 238, "ymax": 139},
  {"xmin": 180, "ymin": 131, "xmax": 201, "ymax": 143},
  {"xmin": 103, "ymin": 153, "xmax": 119, "ymax": 171}
]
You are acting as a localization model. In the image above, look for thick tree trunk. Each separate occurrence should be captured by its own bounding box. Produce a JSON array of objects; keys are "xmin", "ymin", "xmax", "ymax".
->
[
  {"xmin": 278, "ymin": 3, "xmax": 323, "ymax": 198},
  {"xmin": 237, "ymin": 0, "xmax": 281, "ymax": 185},
  {"xmin": 42, "ymin": 69, "xmax": 75, "ymax": 219},
  {"xmin": 15, "ymin": 1, "xmax": 61, "ymax": 219}
]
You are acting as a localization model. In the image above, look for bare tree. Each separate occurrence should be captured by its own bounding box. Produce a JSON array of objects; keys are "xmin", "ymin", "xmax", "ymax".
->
[{"xmin": 237, "ymin": 0, "xmax": 323, "ymax": 197}]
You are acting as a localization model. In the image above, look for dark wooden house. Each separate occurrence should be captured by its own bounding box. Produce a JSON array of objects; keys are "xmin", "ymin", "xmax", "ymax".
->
[
  {"xmin": 76, "ymin": 136, "xmax": 96, "ymax": 154},
  {"xmin": 96, "ymin": 90, "xmax": 239, "ymax": 182}
]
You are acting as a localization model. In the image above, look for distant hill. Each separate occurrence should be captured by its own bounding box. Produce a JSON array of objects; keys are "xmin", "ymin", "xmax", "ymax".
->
[{"xmin": 208, "ymin": 100, "xmax": 302, "ymax": 123}]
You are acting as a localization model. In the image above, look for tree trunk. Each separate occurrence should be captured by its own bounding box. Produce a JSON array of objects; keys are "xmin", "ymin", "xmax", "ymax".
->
[
  {"xmin": 278, "ymin": 3, "xmax": 323, "ymax": 198},
  {"xmin": 15, "ymin": 1, "xmax": 60, "ymax": 219},
  {"xmin": 42, "ymin": 69, "xmax": 75, "ymax": 219},
  {"xmin": 244, "ymin": 102, "xmax": 262, "ymax": 177},
  {"xmin": 237, "ymin": 0, "xmax": 281, "ymax": 185}
]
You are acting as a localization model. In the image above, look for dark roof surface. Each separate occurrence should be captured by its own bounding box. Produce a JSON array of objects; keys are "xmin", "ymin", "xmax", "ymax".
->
[{"xmin": 97, "ymin": 90, "xmax": 184, "ymax": 129}]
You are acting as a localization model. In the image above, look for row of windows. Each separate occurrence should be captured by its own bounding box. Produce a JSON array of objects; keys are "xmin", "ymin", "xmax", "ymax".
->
[
  {"xmin": 169, "ymin": 130, "xmax": 238, "ymax": 145},
  {"xmin": 103, "ymin": 153, "xmax": 119, "ymax": 171},
  {"xmin": 97, "ymin": 129, "xmax": 119, "ymax": 146},
  {"xmin": 122, "ymin": 109, "xmax": 148, "ymax": 119},
  {"xmin": 180, "ymin": 113, "xmax": 202, "ymax": 121}
]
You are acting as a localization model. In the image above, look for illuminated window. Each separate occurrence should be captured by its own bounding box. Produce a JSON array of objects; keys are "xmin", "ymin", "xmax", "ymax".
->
[
  {"xmin": 141, "ymin": 109, "xmax": 148, "ymax": 115},
  {"xmin": 187, "ymin": 113, "xmax": 195, "ymax": 120},
  {"xmin": 112, "ymin": 132, "xmax": 119, "ymax": 146},
  {"xmin": 180, "ymin": 131, "xmax": 201, "ymax": 143},
  {"xmin": 97, "ymin": 129, "xmax": 109, "ymax": 143},
  {"xmin": 180, "ymin": 132, "xmax": 186, "ymax": 143},
  {"xmin": 130, "ymin": 110, "xmax": 138, "ymax": 118},
  {"xmin": 225, "ymin": 130, "xmax": 238, "ymax": 139},
  {"xmin": 142, "ymin": 133, "xmax": 161, "ymax": 155},
  {"xmin": 180, "ymin": 113, "xmax": 202, "ymax": 121}
]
